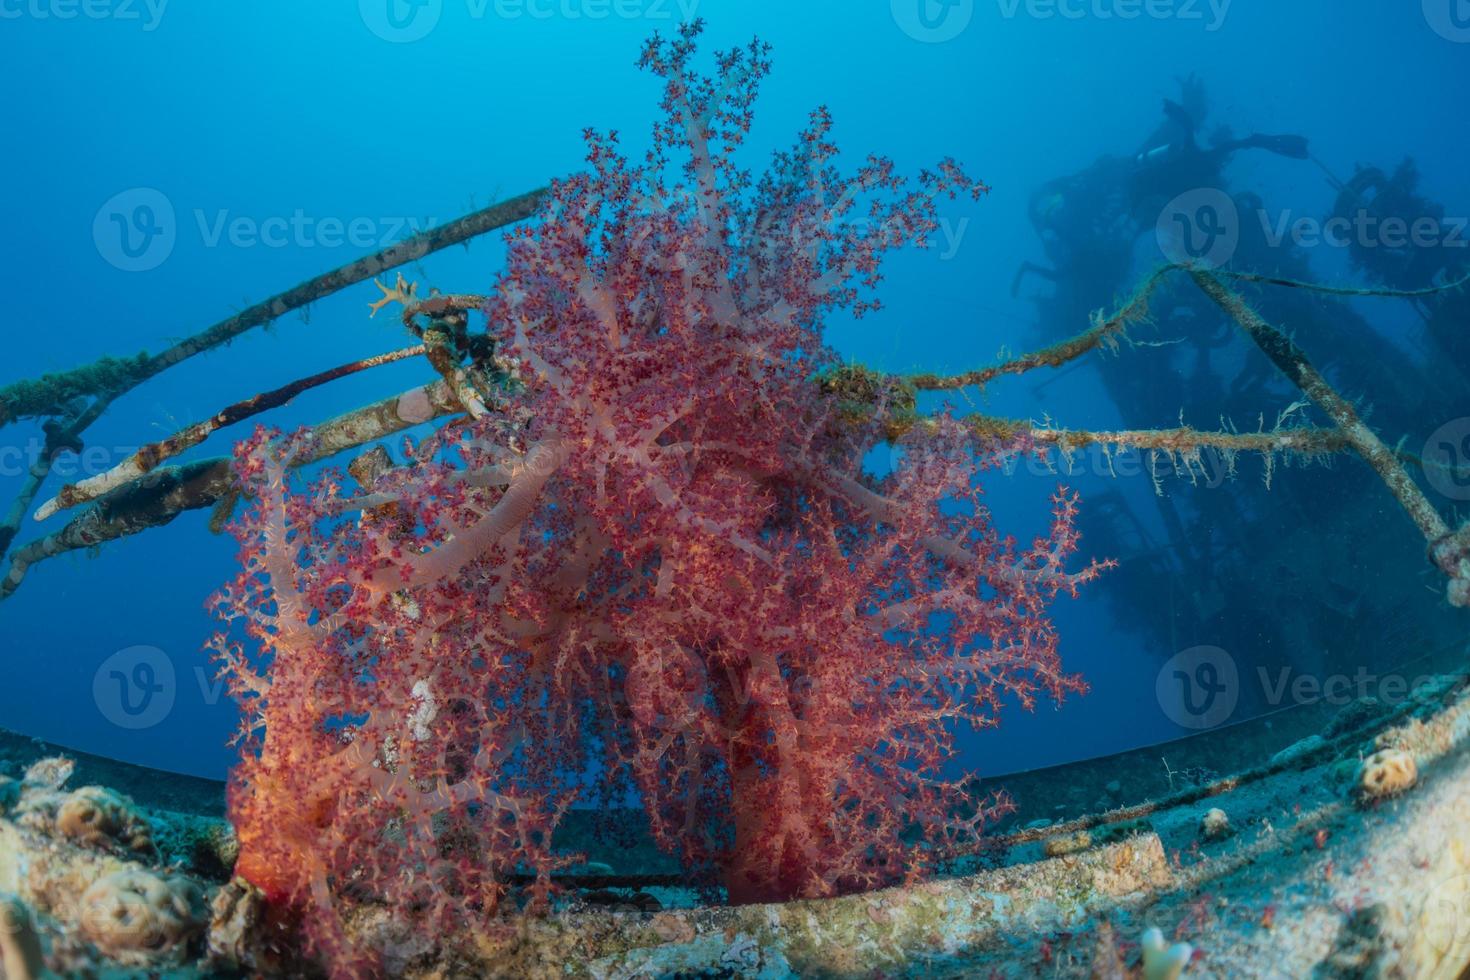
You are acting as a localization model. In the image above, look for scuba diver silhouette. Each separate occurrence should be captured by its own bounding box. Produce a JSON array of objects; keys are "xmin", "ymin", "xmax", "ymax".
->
[
  {"xmin": 1137, "ymin": 98, "xmax": 1309, "ymax": 171},
  {"xmin": 1126, "ymin": 97, "xmax": 1310, "ymax": 226},
  {"xmin": 1015, "ymin": 82, "xmax": 1311, "ymax": 297}
]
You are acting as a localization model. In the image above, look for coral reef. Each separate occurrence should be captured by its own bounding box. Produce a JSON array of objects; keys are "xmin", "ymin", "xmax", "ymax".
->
[
  {"xmin": 0, "ymin": 672, "xmax": 1465, "ymax": 976},
  {"xmin": 19, "ymin": 759, "xmax": 71, "ymax": 794},
  {"xmin": 77, "ymin": 869, "xmax": 207, "ymax": 966},
  {"xmin": 0, "ymin": 17, "xmax": 1464, "ymax": 980},
  {"xmin": 55, "ymin": 786, "xmax": 154, "ymax": 855},
  {"xmin": 14, "ymin": 763, "xmax": 157, "ymax": 859},
  {"xmin": 0, "ymin": 755, "xmax": 219, "ymax": 976},
  {"xmin": 1356, "ymin": 748, "xmax": 1419, "ymax": 802},
  {"xmin": 1197, "ymin": 807, "xmax": 1232, "ymax": 841},
  {"xmin": 205, "ymin": 878, "xmax": 269, "ymax": 974}
]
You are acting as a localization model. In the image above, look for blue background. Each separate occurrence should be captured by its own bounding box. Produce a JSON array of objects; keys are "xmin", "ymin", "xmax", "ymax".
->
[{"xmin": 1, "ymin": 0, "xmax": 1465, "ymax": 779}]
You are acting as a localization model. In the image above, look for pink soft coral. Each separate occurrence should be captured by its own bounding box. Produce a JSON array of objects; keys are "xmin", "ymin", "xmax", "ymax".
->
[{"xmin": 210, "ymin": 20, "xmax": 1105, "ymax": 968}]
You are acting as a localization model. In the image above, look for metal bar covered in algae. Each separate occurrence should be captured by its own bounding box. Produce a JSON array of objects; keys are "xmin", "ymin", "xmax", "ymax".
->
[{"xmin": 2, "ymin": 248, "xmax": 1467, "ymax": 605}]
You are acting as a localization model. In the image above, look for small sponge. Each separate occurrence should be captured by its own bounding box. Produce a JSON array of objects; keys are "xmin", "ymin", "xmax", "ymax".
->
[
  {"xmin": 1141, "ymin": 926, "xmax": 1193, "ymax": 980},
  {"xmin": 1356, "ymin": 749, "xmax": 1417, "ymax": 803},
  {"xmin": 1198, "ymin": 807, "xmax": 1232, "ymax": 841}
]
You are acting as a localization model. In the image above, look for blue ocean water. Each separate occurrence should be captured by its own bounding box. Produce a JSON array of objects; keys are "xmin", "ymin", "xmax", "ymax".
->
[{"xmin": 0, "ymin": 0, "xmax": 1465, "ymax": 781}]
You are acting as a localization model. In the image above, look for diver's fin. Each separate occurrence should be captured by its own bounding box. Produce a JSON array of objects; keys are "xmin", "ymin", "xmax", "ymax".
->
[{"xmin": 1244, "ymin": 133, "xmax": 1310, "ymax": 159}]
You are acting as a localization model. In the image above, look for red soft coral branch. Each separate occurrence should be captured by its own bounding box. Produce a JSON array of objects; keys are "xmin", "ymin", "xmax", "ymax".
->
[{"xmin": 209, "ymin": 20, "xmax": 1099, "ymax": 968}]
